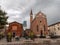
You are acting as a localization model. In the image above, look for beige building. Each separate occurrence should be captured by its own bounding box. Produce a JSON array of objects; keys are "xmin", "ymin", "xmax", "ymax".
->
[
  {"xmin": 48, "ymin": 22, "xmax": 60, "ymax": 36},
  {"xmin": 30, "ymin": 10, "xmax": 48, "ymax": 37}
]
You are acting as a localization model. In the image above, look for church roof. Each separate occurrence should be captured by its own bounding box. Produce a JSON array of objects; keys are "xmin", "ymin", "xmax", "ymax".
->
[
  {"xmin": 9, "ymin": 21, "xmax": 23, "ymax": 25},
  {"xmin": 31, "ymin": 11, "xmax": 46, "ymax": 23},
  {"xmin": 35, "ymin": 11, "xmax": 46, "ymax": 17}
]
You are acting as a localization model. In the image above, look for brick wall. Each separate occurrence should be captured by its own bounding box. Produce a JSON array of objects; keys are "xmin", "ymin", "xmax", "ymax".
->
[{"xmin": 30, "ymin": 12, "xmax": 48, "ymax": 36}]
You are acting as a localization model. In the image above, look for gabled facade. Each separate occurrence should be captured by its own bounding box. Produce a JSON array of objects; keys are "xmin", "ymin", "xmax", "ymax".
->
[
  {"xmin": 6, "ymin": 21, "xmax": 23, "ymax": 37},
  {"xmin": 30, "ymin": 10, "xmax": 48, "ymax": 36}
]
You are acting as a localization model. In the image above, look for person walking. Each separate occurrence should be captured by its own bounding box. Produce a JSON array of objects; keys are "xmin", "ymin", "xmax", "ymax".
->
[
  {"xmin": 0, "ymin": 32, "xmax": 2, "ymax": 40},
  {"xmin": 29, "ymin": 31, "xmax": 35, "ymax": 41},
  {"xmin": 6, "ymin": 32, "xmax": 12, "ymax": 42}
]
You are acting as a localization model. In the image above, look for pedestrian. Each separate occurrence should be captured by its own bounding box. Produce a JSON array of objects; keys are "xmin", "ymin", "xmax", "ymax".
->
[
  {"xmin": 29, "ymin": 31, "xmax": 35, "ymax": 41},
  {"xmin": 0, "ymin": 32, "xmax": 2, "ymax": 40},
  {"xmin": 6, "ymin": 32, "xmax": 12, "ymax": 42}
]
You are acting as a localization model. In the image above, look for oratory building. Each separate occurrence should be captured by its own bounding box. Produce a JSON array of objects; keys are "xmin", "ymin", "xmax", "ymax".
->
[
  {"xmin": 30, "ymin": 10, "xmax": 48, "ymax": 37},
  {"xmin": 6, "ymin": 21, "xmax": 23, "ymax": 37}
]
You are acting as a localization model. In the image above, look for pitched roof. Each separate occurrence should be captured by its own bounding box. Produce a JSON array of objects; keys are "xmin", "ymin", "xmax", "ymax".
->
[
  {"xmin": 48, "ymin": 22, "xmax": 60, "ymax": 27},
  {"xmin": 31, "ymin": 11, "xmax": 46, "ymax": 23},
  {"xmin": 35, "ymin": 11, "xmax": 46, "ymax": 17},
  {"xmin": 9, "ymin": 21, "xmax": 22, "ymax": 25}
]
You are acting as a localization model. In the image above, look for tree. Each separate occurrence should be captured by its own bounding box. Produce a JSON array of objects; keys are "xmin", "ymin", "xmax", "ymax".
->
[{"xmin": 0, "ymin": 7, "xmax": 8, "ymax": 29}]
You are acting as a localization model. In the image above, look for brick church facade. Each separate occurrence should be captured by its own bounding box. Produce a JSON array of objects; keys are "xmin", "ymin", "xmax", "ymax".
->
[
  {"xmin": 6, "ymin": 21, "xmax": 23, "ymax": 37},
  {"xmin": 30, "ymin": 10, "xmax": 48, "ymax": 37}
]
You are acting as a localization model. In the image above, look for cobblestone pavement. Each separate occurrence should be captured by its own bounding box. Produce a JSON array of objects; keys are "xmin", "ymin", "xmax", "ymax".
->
[{"xmin": 0, "ymin": 38, "xmax": 60, "ymax": 45}]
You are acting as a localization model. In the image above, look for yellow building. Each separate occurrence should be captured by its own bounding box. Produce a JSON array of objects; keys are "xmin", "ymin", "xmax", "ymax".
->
[{"xmin": 48, "ymin": 22, "xmax": 60, "ymax": 36}]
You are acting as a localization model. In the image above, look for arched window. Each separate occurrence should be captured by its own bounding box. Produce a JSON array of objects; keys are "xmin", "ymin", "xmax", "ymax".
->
[
  {"xmin": 44, "ymin": 25, "xmax": 45, "ymax": 31},
  {"xmin": 40, "ymin": 21, "xmax": 41, "ymax": 23},
  {"xmin": 37, "ymin": 25, "xmax": 39, "ymax": 32},
  {"xmin": 58, "ymin": 27, "xmax": 60, "ymax": 30}
]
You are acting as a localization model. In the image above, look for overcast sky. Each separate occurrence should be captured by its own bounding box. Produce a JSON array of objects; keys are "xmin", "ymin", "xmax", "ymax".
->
[{"xmin": 0, "ymin": 0, "xmax": 60, "ymax": 28}]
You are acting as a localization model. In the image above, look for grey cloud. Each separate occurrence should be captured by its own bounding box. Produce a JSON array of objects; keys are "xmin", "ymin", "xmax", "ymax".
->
[
  {"xmin": 0, "ymin": 0, "xmax": 60, "ymax": 28},
  {"xmin": 31, "ymin": 0, "xmax": 60, "ymax": 25}
]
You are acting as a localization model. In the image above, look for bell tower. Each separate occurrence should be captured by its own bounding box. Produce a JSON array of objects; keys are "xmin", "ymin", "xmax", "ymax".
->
[
  {"xmin": 30, "ymin": 10, "xmax": 33, "ymax": 23},
  {"xmin": 30, "ymin": 10, "xmax": 33, "ymax": 30}
]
